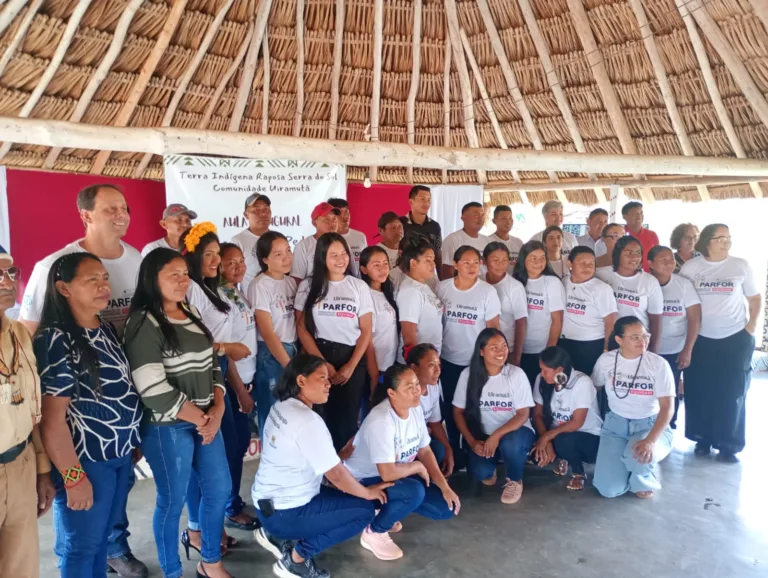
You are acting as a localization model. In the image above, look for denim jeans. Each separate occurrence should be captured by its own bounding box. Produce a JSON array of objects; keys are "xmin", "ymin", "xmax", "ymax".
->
[
  {"xmin": 430, "ymin": 437, "xmax": 447, "ymax": 466},
  {"xmin": 552, "ymin": 431, "xmax": 600, "ymax": 475},
  {"xmin": 360, "ymin": 475, "xmax": 455, "ymax": 533},
  {"xmin": 254, "ymin": 342, "xmax": 297, "ymax": 437},
  {"xmin": 255, "ymin": 485, "xmax": 374, "ymax": 560},
  {"xmin": 105, "ymin": 468, "xmax": 134, "ymax": 558},
  {"xmin": 468, "ymin": 427, "xmax": 535, "ymax": 483},
  {"xmin": 594, "ymin": 412, "xmax": 674, "ymax": 498},
  {"xmin": 50, "ymin": 454, "xmax": 133, "ymax": 578},
  {"xmin": 141, "ymin": 422, "xmax": 231, "ymax": 578},
  {"xmin": 222, "ymin": 382, "xmax": 252, "ymax": 518}
]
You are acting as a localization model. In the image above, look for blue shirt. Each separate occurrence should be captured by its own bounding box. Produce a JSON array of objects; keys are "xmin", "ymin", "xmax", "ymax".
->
[{"xmin": 34, "ymin": 322, "xmax": 142, "ymax": 462}]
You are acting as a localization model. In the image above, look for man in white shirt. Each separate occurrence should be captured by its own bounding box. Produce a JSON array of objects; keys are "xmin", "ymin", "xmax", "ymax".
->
[
  {"xmin": 19, "ymin": 184, "xmax": 147, "ymax": 578},
  {"xmin": 440, "ymin": 202, "xmax": 490, "ymax": 279},
  {"xmin": 140, "ymin": 203, "xmax": 197, "ymax": 256},
  {"xmin": 328, "ymin": 197, "xmax": 367, "ymax": 277},
  {"xmin": 487, "ymin": 205, "xmax": 524, "ymax": 269},
  {"xmin": 376, "ymin": 211, "xmax": 403, "ymax": 269},
  {"xmin": 232, "ymin": 193, "xmax": 272, "ymax": 290},
  {"xmin": 290, "ymin": 201, "xmax": 340, "ymax": 283},
  {"xmin": 577, "ymin": 208, "xmax": 608, "ymax": 257},
  {"xmin": 530, "ymin": 199, "xmax": 579, "ymax": 258}
]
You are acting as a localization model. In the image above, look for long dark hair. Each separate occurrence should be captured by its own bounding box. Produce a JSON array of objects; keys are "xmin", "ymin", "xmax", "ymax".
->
[
  {"xmin": 371, "ymin": 363, "xmax": 411, "ymax": 406},
  {"xmin": 608, "ymin": 315, "xmax": 644, "ymax": 351},
  {"xmin": 125, "ymin": 248, "xmax": 214, "ymax": 354},
  {"xmin": 256, "ymin": 231, "xmax": 289, "ymax": 272},
  {"xmin": 465, "ymin": 328, "xmax": 508, "ymax": 441},
  {"xmin": 400, "ymin": 233, "xmax": 434, "ymax": 274},
  {"xmin": 542, "ymin": 225, "xmax": 563, "ymax": 252},
  {"xmin": 537, "ymin": 346, "xmax": 574, "ymax": 430},
  {"xmin": 483, "ymin": 241, "xmax": 509, "ymax": 262},
  {"xmin": 275, "ymin": 353, "xmax": 328, "ymax": 401},
  {"xmin": 360, "ymin": 245, "xmax": 399, "ymax": 329},
  {"xmin": 37, "ymin": 252, "xmax": 104, "ymax": 398},
  {"xmin": 612, "ymin": 236, "xmax": 642, "ymax": 272},
  {"xmin": 406, "ymin": 343, "xmax": 438, "ymax": 366},
  {"xmin": 512, "ymin": 240, "xmax": 556, "ymax": 286},
  {"xmin": 695, "ymin": 223, "xmax": 728, "ymax": 257},
  {"xmin": 180, "ymin": 230, "xmax": 230, "ymax": 313},
  {"xmin": 302, "ymin": 232, "xmax": 352, "ymax": 337}
]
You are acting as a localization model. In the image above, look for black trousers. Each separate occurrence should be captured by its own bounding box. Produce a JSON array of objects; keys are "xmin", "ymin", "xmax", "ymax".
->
[
  {"xmin": 553, "ymin": 431, "xmax": 600, "ymax": 475},
  {"xmin": 520, "ymin": 353, "xmax": 541, "ymax": 389},
  {"xmin": 558, "ymin": 337, "xmax": 604, "ymax": 376},
  {"xmin": 439, "ymin": 358, "xmax": 469, "ymax": 470},
  {"xmin": 314, "ymin": 338, "xmax": 367, "ymax": 451},
  {"xmin": 660, "ymin": 353, "xmax": 683, "ymax": 429}
]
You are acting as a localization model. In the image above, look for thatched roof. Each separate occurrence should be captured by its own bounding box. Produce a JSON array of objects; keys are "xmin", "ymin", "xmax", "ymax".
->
[{"xmin": 0, "ymin": 0, "xmax": 767, "ymax": 204}]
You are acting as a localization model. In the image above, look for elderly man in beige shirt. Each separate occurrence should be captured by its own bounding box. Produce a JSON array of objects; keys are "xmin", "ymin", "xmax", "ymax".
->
[{"xmin": 0, "ymin": 251, "xmax": 54, "ymax": 577}]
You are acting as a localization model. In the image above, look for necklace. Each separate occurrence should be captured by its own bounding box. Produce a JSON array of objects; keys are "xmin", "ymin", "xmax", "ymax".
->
[
  {"xmin": 611, "ymin": 351, "xmax": 644, "ymax": 400},
  {"xmin": 0, "ymin": 327, "xmax": 27, "ymax": 406},
  {"xmin": 0, "ymin": 328, "xmax": 21, "ymax": 378}
]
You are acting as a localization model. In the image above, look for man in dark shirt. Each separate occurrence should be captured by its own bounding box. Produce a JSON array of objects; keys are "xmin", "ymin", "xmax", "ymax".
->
[{"xmin": 400, "ymin": 185, "xmax": 443, "ymax": 270}]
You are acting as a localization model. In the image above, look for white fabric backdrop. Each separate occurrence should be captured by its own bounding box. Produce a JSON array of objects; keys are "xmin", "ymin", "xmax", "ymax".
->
[{"xmin": 427, "ymin": 184, "xmax": 484, "ymax": 236}]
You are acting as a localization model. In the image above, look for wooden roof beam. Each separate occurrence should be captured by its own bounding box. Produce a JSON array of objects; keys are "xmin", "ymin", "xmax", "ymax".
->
[
  {"xmin": 294, "ymin": 0, "xmax": 304, "ymax": 137},
  {"xmin": 486, "ymin": 175, "xmax": 762, "ymax": 193},
  {"xmin": 262, "ymin": 33, "xmax": 270, "ymax": 134},
  {"xmin": 369, "ymin": 0, "xmax": 383, "ymax": 183},
  {"xmin": 0, "ymin": 0, "xmax": 29, "ymax": 38},
  {"xmin": 406, "ymin": 0, "xmax": 422, "ymax": 184},
  {"xmin": 0, "ymin": 0, "xmax": 43, "ymax": 78},
  {"xmin": 0, "ymin": 0, "xmax": 93, "ymax": 163},
  {"xmin": 328, "ymin": 0, "xmax": 344, "ymax": 140},
  {"xmin": 133, "ymin": 0, "xmax": 236, "ymax": 179}
]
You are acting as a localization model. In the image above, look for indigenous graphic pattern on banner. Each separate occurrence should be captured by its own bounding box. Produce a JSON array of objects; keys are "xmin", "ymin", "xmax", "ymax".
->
[{"xmin": 164, "ymin": 155, "xmax": 346, "ymax": 244}]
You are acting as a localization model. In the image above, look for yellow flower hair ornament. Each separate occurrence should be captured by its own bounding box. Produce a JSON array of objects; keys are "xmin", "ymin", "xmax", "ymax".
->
[{"xmin": 183, "ymin": 222, "xmax": 218, "ymax": 254}]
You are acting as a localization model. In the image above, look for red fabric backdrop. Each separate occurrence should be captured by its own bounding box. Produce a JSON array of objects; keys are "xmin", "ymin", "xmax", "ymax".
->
[{"xmin": 346, "ymin": 183, "xmax": 411, "ymax": 243}]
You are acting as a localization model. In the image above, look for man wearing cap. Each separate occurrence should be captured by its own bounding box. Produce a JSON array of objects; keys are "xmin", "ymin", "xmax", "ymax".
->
[
  {"xmin": 290, "ymin": 201, "xmax": 340, "ymax": 282},
  {"xmin": 327, "ymin": 197, "xmax": 367, "ymax": 277},
  {"xmin": 140, "ymin": 203, "xmax": 197, "ymax": 257},
  {"xmin": 529, "ymin": 199, "xmax": 579, "ymax": 259},
  {"xmin": 232, "ymin": 193, "xmax": 272, "ymax": 290},
  {"xmin": 376, "ymin": 211, "xmax": 404, "ymax": 268},
  {"xmin": 0, "ymin": 251, "xmax": 55, "ymax": 578}
]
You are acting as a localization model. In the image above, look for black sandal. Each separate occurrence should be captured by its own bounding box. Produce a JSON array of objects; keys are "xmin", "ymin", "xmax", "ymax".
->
[{"xmin": 224, "ymin": 514, "xmax": 260, "ymax": 531}]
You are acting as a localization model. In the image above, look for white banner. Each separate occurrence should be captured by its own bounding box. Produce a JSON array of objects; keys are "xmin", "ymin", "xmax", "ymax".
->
[{"xmin": 164, "ymin": 155, "xmax": 346, "ymax": 245}]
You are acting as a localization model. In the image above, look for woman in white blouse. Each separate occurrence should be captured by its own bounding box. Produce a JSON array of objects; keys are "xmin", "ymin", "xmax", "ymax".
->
[
  {"xmin": 542, "ymin": 226, "xmax": 568, "ymax": 280},
  {"xmin": 680, "ymin": 224, "xmax": 761, "ymax": 462},
  {"xmin": 591, "ymin": 317, "xmax": 675, "ymax": 499}
]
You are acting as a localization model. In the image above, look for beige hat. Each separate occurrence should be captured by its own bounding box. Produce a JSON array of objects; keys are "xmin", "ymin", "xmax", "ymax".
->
[{"xmin": 0, "ymin": 252, "xmax": 12, "ymax": 265}]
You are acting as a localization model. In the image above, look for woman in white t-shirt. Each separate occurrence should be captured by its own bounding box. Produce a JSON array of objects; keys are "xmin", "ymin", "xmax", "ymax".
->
[
  {"xmin": 344, "ymin": 365, "xmax": 460, "ymax": 561},
  {"xmin": 437, "ymin": 245, "xmax": 501, "ymax": 459},
  {"xmin": 512, "ymin": 240, "xmax": 566, "ymax": 387},
  {"xmin": 453, "ymin": 329, "xmax": 535, "ymax": 504},
  {"xmin": 648, "ymin": 245, "xmax": 701, "ymax": 429},
  {"xmin": 247, "ymin": 231, "xmax": 299, "ymax": 438},
  {"xmin": 407, "ymin": 344, "xmax": 453, "ymax": 475},
  {"xmin": 559, "ymin": 246, "xmax": 617, "ymax": 375},
  {"xmin": 295, "ymin": 232, "xmax": 373, "ymax": 450},
  {"xmin": 531, "ymin": 346, "xmax": 602, "ymax": 491},
  {"xmin": 680, "ymin": 224, "xmax": 761, "ymax": 461},
  {"xmin": 484, "ymin": 242, "xmax": 528, "ymax": 367},
  {"xmin": 543, "ymin": 226, "xmax": 569, "ymax": 281},
  {"xmin": 395, "ymin": 235, "xmax": 443, "ymax": 362},
  {"xmin": 594, "ymin": 223, "xmax": 625, "ymax": 272},
  {"xmin": 595, "ymin": 236, "xmax": 663, "ymax": 352},
  {"xmin": 591, "ymin": 317, "xmax": 675, "ymax": 498},
  {"xmin": 251, "ymin": 354, "xmax": 389, "ymax": 578},
  {"xmin": 389, "ymin": 234, "xmax": 439, "ymax": 293}
]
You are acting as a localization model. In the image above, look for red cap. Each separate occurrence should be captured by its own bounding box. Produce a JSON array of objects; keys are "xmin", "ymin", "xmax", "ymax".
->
[{"xmin": 311, "ymin": 202, "xmax": 340, "ymax": 221}]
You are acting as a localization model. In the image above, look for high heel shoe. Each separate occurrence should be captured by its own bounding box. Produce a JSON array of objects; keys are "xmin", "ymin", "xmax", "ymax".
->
[
  {"xmin": 181, "ymin": 529, "xmax": 202, "ymax": 560},
  {"xmin": 196, "ymin": 562, "xmax": 236, "ymax": 578}
]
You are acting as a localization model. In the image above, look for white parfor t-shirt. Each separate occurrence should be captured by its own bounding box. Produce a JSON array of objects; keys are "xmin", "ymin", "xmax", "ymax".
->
[
  {"xmin": 376, "ymin": 243, "xmax": 400, "ymax": 269},
  {"xmin": 487, "ymin": 233, "xmax": 524, "ymax": 274},
  {"xmin": 141, "ymin": 237, "xmax": 173, "ymax": 257},
  {"xmin": 533, "ymin": 371, "xmax": 602, "ymax": 436},
  {"xmin": 441, "ymin": 230, "xmax": 490, "ymax": 266},
  {"xmin": 20, "ymin": 240, "xmax": 141, "ymax": 335},
  {"xmin": 294, "ymin": 276, "xmax": 374, "ymax": 346},
  {"xmin": 595, "ymin": 269, "xmax": 663, "ymax": 330},
  {"xmin": 549, "ymin": 259, "xmax": 569, "ymax": 281},
  {"xmin": 530, "ymin": 229, "xmax": 579, "ymax": 259},
  {"xmin": 680, "ymin": 255, "xmax": 758, "ymax": 339},
  {"xmin": 344, "ymin": 401, "xmax": 431, "ymax": 480},
  {"xmin": 522, "ymin": 275, "xmax": 566, "ymax": 354},
  {"xmin": 186, "ymin": 282, "xmax": 234, "ymax": 342},
  {"xmin": 591, "ymin": 350, "xmax": 675, "ymax": 420},
  {"xmin": 562, "ymin": 277, "xmax": 618, "ymax": 341},
  {"xmin": 231, "ymin": 229, "xmax": 262, "ymax": 291},
  {"xmin": 452, "ymin": 364, "xmax": 535, "ymax": 435},
  {"xmin": 251, "ymin": 398, "xmax": 341, "ymax": 509},
  {"xmin": 342, "ymin": 229, "xmax": 368, "ymax": 278},
  {"xmin": 370, "ymin": 289, "xmax": 398, "ymax": 372},
  {"xmin": 248, "ymin": 274, "xmax": 298, "ymax": 344},
  {"xmin": 490, "ymin": 274, "xmax": 528, "ymax": 351},
  {"xmin": 437, "ymin": 278, "xmax": 501, "ymax": 367},
  {"xmin": 658, "ymin": 274, "xmax": 701, "ymax": 354},
  {"xmin": 395, "ymin": 276, "xmax": 444, "ymax": 362},
  {"xmin": 223, "ymin": 287, "xmax": 258, "ymax": 384},
  {"xmin": 289, "ymin": 235, "xmax": 318, "ymax": 280},
  {"xmin": 420, "ymin": 382, "xmax": 442, "ymax": 423},
  {"xmin": 390, "ymin": 267, "xmax": 438, "ymax": 293}
]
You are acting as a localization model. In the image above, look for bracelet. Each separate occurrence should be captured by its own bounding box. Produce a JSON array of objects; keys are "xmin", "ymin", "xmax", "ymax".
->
[{"xmin": 60, "ymin": 464, "xmax": 86, "ymax": 488}]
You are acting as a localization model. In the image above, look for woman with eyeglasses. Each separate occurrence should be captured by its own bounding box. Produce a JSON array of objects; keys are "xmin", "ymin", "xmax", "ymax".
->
[
  {"xmin": 648, "ymin": 246, "xmax": 701, "ymax": 430},
  {"xmin": 594, "ymin": 223, "xmax": 625, "ymax": 272},
  {"xmin": 680, "ymin": 224, "xmax": 761, "ymax": 462},
  {"xmin": 542, "ymin": 226, "xmax": 568, "ymax": 280},
  {"xmin": 591, "ymin": 316, "xmax": 675, "ymax": 499},
  {"xmin": 595, "ymin": 236, "xmax": 663, "ymax": 353},
  {"xmin": 670, "ymin": 223, "xmax": 700, "ymax": 273}
]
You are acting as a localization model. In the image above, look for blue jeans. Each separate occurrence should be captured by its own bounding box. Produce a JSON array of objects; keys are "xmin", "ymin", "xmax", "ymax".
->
[
  {"xmin": 430, "ymin": 437, "xmax": 447, "ymax": 465},
  {"xmin": 141, "ymin": 422, "xmax": 231, "ymax": 578},
  {"xmin": 105, "ymin": 468, "xmax": 134, "ymax": 558},
  {"xmin": 255, "ymin": 342, "xmax": 297, "ymax": 437},
  {"xmin": 51, "ymin": 454, "xmax": 133, "ymax": 578},
  {"xmin": 594, "ymin": 412, "xmax": 674, "ymax": 498},
  {"xmin": 222, "ymin": 383, "xmax": 252, "ymax": 518},
  {"xmin": 360, "ymin": 475, "xmax": 455, "ymax": 533},
  {"xmin": 468, "ymin": 427, "xmax": 535, "ymax": 483},
  {"xmin": 256, "ymin": 486, "xmax": 374, "ymax": 559}
]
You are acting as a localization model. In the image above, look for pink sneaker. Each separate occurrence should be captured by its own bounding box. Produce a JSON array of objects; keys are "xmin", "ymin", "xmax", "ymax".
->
[
  {"xmin": 501, "ymin": 479, "xmax": 523, "ymax": 504},
  {"xmin": 360, "ymin": 526, "xmax": 404, "ymax": 560},
  {"xmin": 481, "ymin": 470, "xmax": 497, "ymax": 486}
]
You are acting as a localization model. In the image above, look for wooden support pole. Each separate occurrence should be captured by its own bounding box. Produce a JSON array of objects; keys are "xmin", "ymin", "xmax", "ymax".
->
[
  {"xmin": 406, "ymin": 0, "xmax": 422, "ymax": 184},
  {"xmin": 262, "ymin": 33, "xmax": 270, "ymax": 134},
  {"xmin": 442, "ymin": 32, "xmax": 451, "ymax": 184},
  {"xmin": 369, "ymin": 0, "xmax": 383, "ymax": 183},
  {"xmin": 294, "ymin": 0, "xmax": 304, "ymax": 137},
  {"xmin": 328, "ymin": 0, "xmax": 345, "ymax": 140}
]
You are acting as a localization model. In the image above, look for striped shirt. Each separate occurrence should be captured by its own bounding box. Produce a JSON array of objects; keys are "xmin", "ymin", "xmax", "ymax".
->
[{"xmin": 123, "ymin": 307, "xmax": 224, "ymax": 425}]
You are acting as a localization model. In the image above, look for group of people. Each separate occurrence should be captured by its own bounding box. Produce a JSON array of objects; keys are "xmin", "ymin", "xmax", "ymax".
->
[{"xmin": 0, "ymin": 183, "xmax": 760, "ymax": 578}]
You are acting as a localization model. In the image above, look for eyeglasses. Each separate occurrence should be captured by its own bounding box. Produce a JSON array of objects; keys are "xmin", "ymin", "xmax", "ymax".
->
[
  {"xmin": 626, "ymin": 333, "xmax": 651, "ymax": 343},
  {"xmin": 711, "ymin": 236, "xmax": 732, "ymax": 244},
  {"xmin": 603, "ymin": 233, "xmax": 624, "ymax": 240},
  {"xmin": 681, "ymin": 235, "xmax": 698, "ymax": 242},
  {"xmin": 0, "ymin": 266, "xmax": 19, "ymax": 283}
]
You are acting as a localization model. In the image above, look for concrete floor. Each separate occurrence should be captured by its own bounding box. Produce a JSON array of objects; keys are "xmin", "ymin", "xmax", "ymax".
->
[{"xmin": 40, "ymin": 376, "xmax": 768, "ymax": 578}]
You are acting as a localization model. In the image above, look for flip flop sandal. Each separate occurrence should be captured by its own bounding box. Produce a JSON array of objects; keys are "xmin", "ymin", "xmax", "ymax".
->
[
  {"xmin": 553, "ymin": 459, "xmax": 568, "ymax": 476},
  {"xmin": 566, "ymin": 474, "xmax": 586, "ymax": 491},
  {"xmin": 225, "ymin": 515, "xmax": 260, "ymax": 531}
]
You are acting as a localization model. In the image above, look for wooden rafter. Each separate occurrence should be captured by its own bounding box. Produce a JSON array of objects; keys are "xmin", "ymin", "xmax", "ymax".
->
[
  {"xmin": 369, "ymin": 0, "xmax": 383, "ymax": 182},
  {"xmin": 294, "ymin": 0, "xmax": 304, "ymax": 137},
  {"xmin": 227, "ymin": 0, "xmax": 273, "ymax": 132},
  {"xmin": 43, "ymin": 0, "xmax": 144, "ymax": 170},
  {"xmin": 328, "ymin": 0, "xmax": 345, "ymax": 140},
  {"xmin": 442, "ymin": 31, "xmax": 451, "ymax": 184},
  {"xmin": 0, "ymin": 0, "xmax": 28, "ymax": 38},
  {"xmin": 262, "ymin": 33, "xmax": 270, "ymax": 134},
  {"xmin": 133, "ymin": 0, "xmax": 236, "ymax": 179},
  {"xmin": 0, "ymin": 0, "xmax": 93, "ymax": 163},
  {"xmin": 0, "ymin": 0, "xmax": 43, "ymax": 78},
  {"xmin": 406, "ymin": 0, "xmax": 422, "ymax": 184},
  {"xmin": 751, "ymin": 0, "xmax": 768, "ymax": 33},
  {"xmin": 89, "ymin": 0, "xmax": 189, "ymax": 175}
]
